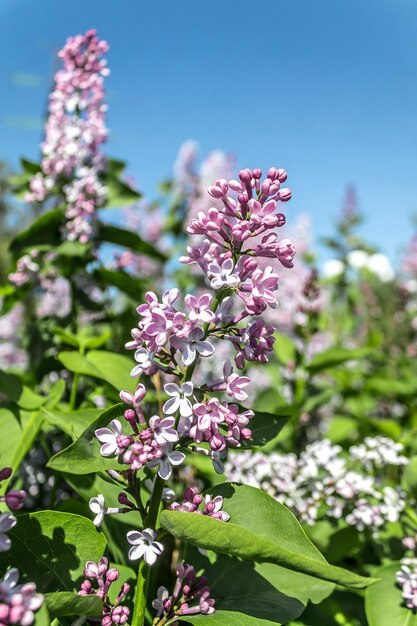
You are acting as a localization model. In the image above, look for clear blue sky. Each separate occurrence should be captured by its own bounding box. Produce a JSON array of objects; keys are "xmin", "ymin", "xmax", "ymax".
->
[{"xmin": 1, "ymin": 0, "xmax": 417, "ymax": 260}]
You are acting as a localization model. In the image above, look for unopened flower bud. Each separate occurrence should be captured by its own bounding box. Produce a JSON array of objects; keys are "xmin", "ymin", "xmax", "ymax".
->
[
  {"xmin": 5, "ymin": 489, "xmax": 26, "ymax": 510},
  {"xmin": 267, "ymin": 167, "xmax": 278, "ymax": 179},
  {"xmin": 277, "ymin": 168, "xmax": 287, "ymax": 182},
  {"xmin": 106, "ymin": 568, "xmax": 120, "ymax": 582},
  {"xmin": 252, "ymin": 168, "xmax": 262, "ymax": 179},
  {"xmin": 0, "ymin": 467, "xmax": 12, "ymax": 481},
  {"xmin": 238, "ymin": 168, "xmax": 252, "ymax": 183},
  {"xmin": 278, "ymin": 187, "xmax": 292, "ymax": 202}
]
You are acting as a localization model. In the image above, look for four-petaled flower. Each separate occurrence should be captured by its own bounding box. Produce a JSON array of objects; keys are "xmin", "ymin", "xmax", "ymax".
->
[
  {"xmin": 184, "ymin": 294, "xmax": 215, "ymax": 323},
  {"xmin": 208, "ymin": 258, "xmax": 240, "ymax": 290},
  {"xmin": 212, "ymin": 359, "xmax": 251, "ymax": 401},
  {"xmin": 95, "ymin": 419, "xmax": 125, "ymax": 457},
  {"xmin": 171, "ymin": 328, "xmax": 215, "ymax": 366},
  {"xmin": 149, "ymin": 416, "xmax": 179, "ymax": 446},
  {"xmin": 147, "ymin": 444, "xmax": 186, "ymax": 480},
  {"xmin": 163, "ymin": 382, "xmax": 194, "ymax": 417},
  {"xmin": 126, "ymin": 528, "xmax": 164, "ymax": 565},
  {"xmin": 131, "ymin": 348, "xmax": 155, "ymax": 377}
]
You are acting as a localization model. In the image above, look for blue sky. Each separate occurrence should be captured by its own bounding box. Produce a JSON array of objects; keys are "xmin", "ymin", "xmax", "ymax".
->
[{"xmin": 1, "ymin": 0, "xmax": 417, "ymax": 260}]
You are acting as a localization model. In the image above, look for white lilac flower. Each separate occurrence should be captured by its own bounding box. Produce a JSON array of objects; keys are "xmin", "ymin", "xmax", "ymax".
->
[
  {"xmin": 88, "ymin": 494, "xmax": 124, "ymax": 527},
  {"xmin": 127, "ymin": 528, "xmax": 164, "ymax": 565},
  {"xmin": 0, "ymin": 512, "xmax": 17, "ymax": 552},
  {"xmin": 131, "ymin": 348, "xmax": 154, "ymax": 377},
  {"xmin": 347, "ymin": 249, "xmax": 369, "ymax": 269},
  {"xmin": 322, "ymin": 259, "xmax": 344, "ymax": 278},
  {"xmin": 147, "ymin": 444, "xmax": 186, "ymax": 480},
  {"xmin": 366, "ymin": 252, "xmax": 395, "ymax": 282},
  {"xmin": 163, "ymin": 382, "xmax": 194, "ymax": 417},
  {"xmin": 149, "ymin": 416, "xmax": 179, "ymax": 446},
  {"xmin": 208, "ymin": 258, "xmax": 240, "ymax": 289},
  {"xmin": 95, "ymin": 419, "xmax": 124, "ymax": 457}
]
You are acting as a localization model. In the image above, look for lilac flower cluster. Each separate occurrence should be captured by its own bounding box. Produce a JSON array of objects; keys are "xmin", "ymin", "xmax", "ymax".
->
[
  {"xmin": 79, "ymin": 558, "xmax": 130, "ymax": 625},
  {"xmin": 396, "ymin": 558, "xmax": 417, "ymax": 610},
  {"xmin": 170, "ymin": 488, "xmax": 230, "ymax": 521},
  {"xmin": 0, "ymin": 469, "xmax": 43, "ymax": 625},
  {"xmin": 226, "ymin": 437, "xmax": 408, "ymax": 532},
  {"xmin": 92, "ymin": 165, "xmax": 292, "ymax": 604},
  {"xmin": 152, "ymin": 562, "xmax": 215, "ymax": 622},
  {"xmin": 25, "ymin": 29, "xmax": 109, "ymax": 243},
  {"xmin": 0, "ymin": 569, "xmax": 44, "ymax": 626}
]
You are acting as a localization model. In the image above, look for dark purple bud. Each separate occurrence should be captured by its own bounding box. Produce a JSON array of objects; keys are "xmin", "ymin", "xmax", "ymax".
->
[
  {"xmin": 193, "ymin": 494, "xmax": 203, "ymax": 506},
  {"xmin": 118, "ymin": 492, "xmax": 134, "ymax": 508},
  {"xmin": 0, "ymin": 467, "xmax": 12, "ymax": 481},
  {"xmin": 238, "ymin": 192, "xmax": 249, "ymax": 205},
  {"xmin": 5, "ymin": 489, "xmax": 26, "ymax": 510},
  {"xmin": 163, "ymin": 597, "xmax": 173, "ymax": 612},
  {"xmin": 252, "ymin": 168, "xmax": 262, "ymax": 179}
]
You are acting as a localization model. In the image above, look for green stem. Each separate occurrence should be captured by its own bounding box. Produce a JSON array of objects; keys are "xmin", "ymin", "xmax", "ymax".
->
[
  {"xmin": 132, "ymin": 560, "xmax": 150, "ymax": 626},
  {"xmin": 131, "ymin": 476, "xmax": 165, "ymax": 626}
]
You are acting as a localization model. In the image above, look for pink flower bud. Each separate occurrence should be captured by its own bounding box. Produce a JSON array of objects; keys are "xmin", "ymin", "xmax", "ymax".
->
[
  {"xmin": 279, "ymin": 187, "xmax": 292, "ymax": 202},
  {"xmin": 106, "ymin": 568, "xmax": 120, "ymax": 582},
  {"xmin": 277, "ymin": 168, "xmax": 287, "ymax": 182},
  {"xmin": 267, "ymin": 167, "xmax": 278, "ymax": 179},
  {"xmin": 238, "ymin": 168, "xmax": 252, "ymax": 183},
  {"xmin": 252, "ymin": 168, "xmax": 262, "ymax": 179}
]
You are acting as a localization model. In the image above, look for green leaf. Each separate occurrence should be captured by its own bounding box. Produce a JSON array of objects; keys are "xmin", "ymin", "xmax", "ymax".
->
[
  {"xmin": 104, "ymin": 176, "xmax": 141, "ymax": 208},
  {"xmin": 44, "ymin": 592, "xmax": 102, "ymax": 619},
  {"xmin": 365, "ymin": 377, "xmax": 417, "ymax": 398},
  {"xmin": 239, "ymin": 409, "xmax": 290, "ymax": 449},
  {"xmin": 402, "ymin": 456, "xmax": 417, "ymax": 496},
  {"xmin": 0, "ymin": 511, "xmax": 107, "ymax": 592},
  {"xmin": 42, "ymin": 407, "xmax": 101, "ymax": 439},
  {"xmin": 274, "ymin": 333, "xmax": 297, "ymax": 365},
  {"xmin": 9, "ymin": 207, "xmax": 65, "ymax": 255},
  {"xmin": 160, "ymin": 483, "xmax": 375, "ymax": 589},
  {"xmin": 365, "ymin": 562, "xmax": 416, "ymax": 626},
  {"xmin": 57, "ymin": 350, "xmax": 135, "ymax": 392},
  {"xmin": 94, "ymin": 267, "xmax": 145, "ymax": 299},
  {"xmin": 20, "ymin": 158, "xmax": 41, "ymax": 175},
  {"xmin": 177, "ymin": 549, "xmax": 334, "ymax": 626},
  {"xmin": 306, "ymin": 347, "xmax": 370, "ymax": 375},
  {"xmin": 0, "ymin": 406, "xmax": 25, "ymax": 468},
  {"xmin": 97, "ymin": 223, "xmax": 166, "ymax": 261},
  {"xmin": 106, "ymin": 158, "xmax": 127, "ymax": 177},
  {"xmin": 47, "ymin": 404, "xmax": 128, "ymax": 474},
  {"xmin": 33, "ymin": 603, "xmax": 50, "ymax": 626},
  {"xmin": 0, "ymin": 370, "xmax": 45, "ymax": 409}
]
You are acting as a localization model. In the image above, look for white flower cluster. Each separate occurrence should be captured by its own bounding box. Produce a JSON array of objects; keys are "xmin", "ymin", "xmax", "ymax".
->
[{"xmin": 226, "ymin": 437, "xmax": 408, "ymax": 532}]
